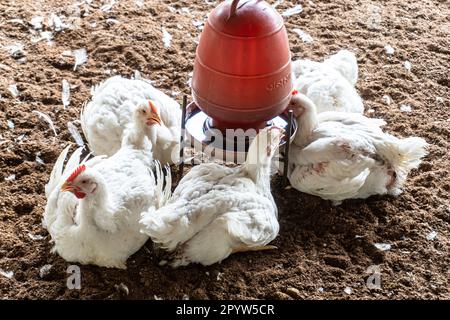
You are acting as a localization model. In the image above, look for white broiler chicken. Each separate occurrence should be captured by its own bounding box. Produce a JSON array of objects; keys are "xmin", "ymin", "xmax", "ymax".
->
[
  {"xmin": 140, "ymin": 127, "xmax": 283, "ymax": 267},
  {"xmin": 81, "ymin": 75, "xmax": 181, "ymax": 165},
  {"xmin": 291, "ymin": 49, "xmax": 364, "ymax": 114},
  {"xmin": 43, "ymin": 103, "xmax": 171, "ymax": 268},
  {"xmin": 287, "ymin": 91, "xmax": 428, "ymax": 205}
]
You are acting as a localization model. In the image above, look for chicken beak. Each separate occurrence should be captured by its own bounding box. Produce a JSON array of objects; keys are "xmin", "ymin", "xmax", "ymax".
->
[
  {"xmin": 61, "ymin": 181, "xmax": 74, "ymax": 193},
  {"xmin": 147, "ymin": 113, "xmax": 162, "ymax": 126}
]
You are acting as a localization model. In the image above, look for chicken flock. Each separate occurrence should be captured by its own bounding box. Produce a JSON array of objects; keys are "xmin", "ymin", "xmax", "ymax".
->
[{"xmin": 43, "ymin": 50, "xmax": 428, "ymax": 269}]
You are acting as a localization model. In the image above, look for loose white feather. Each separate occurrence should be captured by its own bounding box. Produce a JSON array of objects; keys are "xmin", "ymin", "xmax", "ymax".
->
[
  {"xmin": 292, "ymin": 28, "xmax": 313, "ymax": 43},
  {"xmin": 281, "ymin": 5, "xmax": 303, "ymax": 17},
  {"xmin": 73, "ymin": 48, "xmax": 88, "ymax": 71},
  {"xmin": 384, "ymin": 44, "xmax": 395, "ymax": 55},
  {"xmin": 48, "ymin": 13, "xmax": 67, "ymax": 32},
  {"xmin": 30, "ymin": 16, "xmax": 44, "ymax": 30},
  {"xmin": 162, "ymin": 27, "xmax": 172, "ymax": 48},
  {"xmin": 0, "ymin": 268, "xmax": 14, "ymax": 279},
  {"xmin": 272, "ymin": 0, "xmax": 284, "ymax": 9},
  {"xmin": 32, "ymin": 110, "xmax": 57, "ymax": 136},
  {"xmin": 67, "ymin": 121, "xmax": 84, "ymax": 147},
  {"xmin": 8, "ymin": 84, "xmax": 19, "ymax": 97},
  {"xmin": 62, "ymin": 79, "xmax": 70, "ymax": 108}
]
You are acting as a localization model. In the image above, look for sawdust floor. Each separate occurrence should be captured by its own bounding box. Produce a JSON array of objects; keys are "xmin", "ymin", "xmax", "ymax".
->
[{"xmin": 0, "ymin": 0, "xmax": 449, "ymax": 299}]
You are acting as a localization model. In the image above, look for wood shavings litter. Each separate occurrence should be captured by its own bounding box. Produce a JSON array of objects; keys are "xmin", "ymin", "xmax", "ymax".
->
[
  {"xmin": 8, "ymin": 18, "xmax": 25, "ymax": 25},
  {"xmin": 0, "ymin": 63, "xmax": 12, "ymax": 71}
]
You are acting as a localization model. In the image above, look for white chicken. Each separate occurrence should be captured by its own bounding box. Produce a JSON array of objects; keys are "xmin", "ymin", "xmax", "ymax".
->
[
  {"xmin": 287, "ymin": 91, "xmax": 428, "ymax": 205},
  {"xmin": 291, "ymin": 49, "xmax": 364, "ymax": 114},
  {"xmin": 81, "ymin": 75, "xmax": 181, "ymax": 165},
  {"xmin": 43, "ymin": 103, "xmax": 171, "ymax": 268},
  {"xmin": 140, "ymin": 127, "xmax": 283, "ymax": 267}
]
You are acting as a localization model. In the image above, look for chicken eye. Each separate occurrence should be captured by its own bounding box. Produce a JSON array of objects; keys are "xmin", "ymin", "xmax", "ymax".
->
[
  {"xmin": 81, "ymin": 180, "xmax": 87, "ymax": 184},
  {"xmin": 140, "ymin": 109, "xmax": 146, "ymax": 114}
]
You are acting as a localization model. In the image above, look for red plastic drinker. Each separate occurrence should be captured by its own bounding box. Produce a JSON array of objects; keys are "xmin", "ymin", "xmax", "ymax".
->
[{"xmin": 192, "ymin": 0, "xmax": 292, "ymax": 131}]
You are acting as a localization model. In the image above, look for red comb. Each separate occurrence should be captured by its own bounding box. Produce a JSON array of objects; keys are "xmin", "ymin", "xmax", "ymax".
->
[
  {"xmin": 67, "ymin": 164, "xmax": 86, "ymax": 183},
  {"xmin": 148, "ymin": 100, "xmax": 158, "ymax": 114},
  {"xmin": 292, "ymin": 90, "xmax": 299, "ymax": 95}
]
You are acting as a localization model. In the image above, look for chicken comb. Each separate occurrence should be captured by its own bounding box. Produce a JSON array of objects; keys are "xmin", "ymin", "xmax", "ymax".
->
[
  {"xmin": 292, "ymin": 90, "xmax": 299, "ymax": 95},
  {"xmin": 67, "ymin": 164, "xmax": 86, "ymax": 183},
  {"xmin": 148, "ymin": 100, "xmax": 158, "ymax": 114}
]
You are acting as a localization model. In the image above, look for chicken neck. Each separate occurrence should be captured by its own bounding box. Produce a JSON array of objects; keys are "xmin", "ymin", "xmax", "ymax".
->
[
  {"xmin": 293, "ymin": 95, "xmax": 319, "ymax": 148},
  {"xmin": 77, "ymin": 174, "xmax": 116, "ymax": 232},
  {"xmin": 243, "ymin": 136, "xmax": 274, "ymax": 197},
  {"xmin": 122, "ymin": 119, "xmax": 149, "ymax": 150}
]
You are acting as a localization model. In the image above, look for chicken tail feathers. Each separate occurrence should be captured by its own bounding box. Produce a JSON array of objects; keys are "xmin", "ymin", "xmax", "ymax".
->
[
  {"xmin": 63, "ymin": 147, "xmax": 85, "ymax": 177},
  {"xmin": 162, "ymin": 164, "xmax": 172, "ymax": 206},
  {"xmin": 389, "ymin": 137, "xmax": 428, "ymax": 172},
  {"xmin": 139, "ymin": 206, "xmax": 172, "ymax": 249},
  {"xmin": 79, "ymin": 101, "xmax": 89, "ymax": 141},
  {"xmin": 45, "ymin": 145, "xmax": 71, "ymax": 198},
  {"xmin": 379, "ymin": 136, "xmax": 428, "ymax": 195},
  {"xmin": 324, "ymin": 49, "xmax": 358, "ymax": 86},
  {"xmin": 153, "ymin": 161, "xmax": 172, "ymax": 209},
  {"xmin": 45, "ymin": 145, "xmax": 86, "ymax": 198}
]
